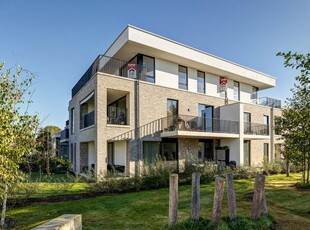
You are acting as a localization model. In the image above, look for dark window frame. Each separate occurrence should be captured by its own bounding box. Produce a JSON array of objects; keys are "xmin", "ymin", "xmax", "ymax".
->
[
  {"xmin": 251, "ymin": 86, "xmax": 259, "ymax": 100},
  {"xmin": 70, "ymin": 108, "xmax": 75, "ymax": 134},
  {"xmin": 178, "ymin": 65, "xmax": 188, "ymax": 90},
  {"xmin": 244, "ymin": 140, "xmax": 251, "ymax": 166},
  {"xmin": 197, "ymin": 70, "xmax": 205, "ymax": 94},
  {"xmin": 233, "ymin": 81, "xmax": 240, "ymax": 101},
  {"xmin": 121, "ymin": 53, "xmax": 155, "ymax": 83}
]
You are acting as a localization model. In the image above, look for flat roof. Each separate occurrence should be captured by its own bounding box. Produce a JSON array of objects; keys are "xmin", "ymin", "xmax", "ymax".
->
[{"xmin": 101, "ymin": 25, "xmax": 276, "ymax": 89}]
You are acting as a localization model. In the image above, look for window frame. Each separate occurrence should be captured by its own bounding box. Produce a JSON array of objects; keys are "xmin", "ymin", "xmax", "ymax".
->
[
  {"xmin": 264, "ymin": 143, "xmax": 269, "ymax": 162},
  {"xmin": 233, "ymin": 81, "xmax": 240, "ymax": 101},
  {"xmin": 197, "ymin": 70, "xmax": 205, "ymax": 94},
  {"xmin": 178, "ymin": 65, "xmax": 188, "ymax": 90},
  {"xmin": 70, "ymin": 108, "xmax": 75, "ymax": 134}
]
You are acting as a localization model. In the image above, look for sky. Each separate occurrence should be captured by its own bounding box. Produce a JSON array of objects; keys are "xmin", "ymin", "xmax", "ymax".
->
[{"xmin": 1, "ymin": 0, "xmax": 309, "ymax": 128}]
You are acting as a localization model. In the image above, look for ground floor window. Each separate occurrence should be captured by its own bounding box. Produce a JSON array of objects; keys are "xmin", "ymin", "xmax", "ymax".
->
[
  {"xmin": 198, "ymin": 139, "xmax": 213, "ymax": 161},
  {"xmin": 244, "ymin": 140, "xmax": 250, "ymax": 166},
  {"xmin": 143, "ymin": 141, "xmax": 161, "ymax": 164},
  {"xmin": 107, "ymin": 142, "xmax": 115, "ymax": 165},
  {"xmin": 264, "ymin": 143, "xmax": 269, "ymax": 162},
  {"xmin": 143, "ymin": 139, "xmax": 178, "ymax": 163}
]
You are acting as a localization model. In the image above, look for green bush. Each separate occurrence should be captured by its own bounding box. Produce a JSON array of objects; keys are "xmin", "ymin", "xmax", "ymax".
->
[{"xmin": 173, "ymin": 216, "xmax": 274, "ymax": 230}]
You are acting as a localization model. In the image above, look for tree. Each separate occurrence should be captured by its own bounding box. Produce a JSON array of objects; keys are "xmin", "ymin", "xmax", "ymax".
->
[
  {"xmin": 36, "ymin": 125, "xmax": 61, "ymax": 175},
  {"xmin": 0, "ymin": 63, "xmax": 39, "ymax": 227},
  {"xmin": 276, "ymin": 52, "xmax": 310, "ymax": 183}
]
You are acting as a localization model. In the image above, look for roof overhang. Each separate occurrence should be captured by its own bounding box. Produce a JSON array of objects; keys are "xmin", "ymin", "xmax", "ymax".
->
[{"xmin": 102, "ymin": 25, "xmax": 276, "ymax": 90}]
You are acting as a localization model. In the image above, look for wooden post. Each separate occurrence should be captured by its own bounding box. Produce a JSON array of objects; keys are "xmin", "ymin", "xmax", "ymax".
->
[
  {"xmin": 191, "ymin": 172, "xmax": 200, "ymax": 221},
  {"xmin": 168, "ymin": 174, "xmax": 178, "ymax": 227},
  {"xmin": 260, "ymin": 177, "xmax": 268, "ymax": 216},
  {"xmin": 251, "ymin": 174, "xmax": 265, "ymax": 220},
  {"xmin": 226, "ymin": 174, "xmax": 237, "ymax": 220},
  {"xmin": 212, "ymin": 176, "xmax": 225, "ymax": 224}
]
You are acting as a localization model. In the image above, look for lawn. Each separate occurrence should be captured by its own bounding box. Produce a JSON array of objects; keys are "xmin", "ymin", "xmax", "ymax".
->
[{"xmin": 6, "ymin": 173, "xmax": 310, "ymax": 230}]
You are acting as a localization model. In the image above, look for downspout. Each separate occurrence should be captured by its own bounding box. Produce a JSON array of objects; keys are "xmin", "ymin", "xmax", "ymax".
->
[{"xmin": 134, "ymin": 78, "xmax": 140, "ymax": 176}]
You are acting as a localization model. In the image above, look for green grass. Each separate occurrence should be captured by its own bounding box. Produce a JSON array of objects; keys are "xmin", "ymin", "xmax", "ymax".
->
[{"xmin": 6, "ymin": 173, "xmax": 310, "ymax": 230}]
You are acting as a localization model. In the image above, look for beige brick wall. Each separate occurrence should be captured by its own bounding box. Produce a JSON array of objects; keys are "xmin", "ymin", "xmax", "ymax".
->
[{"xmin": 69, "ymin": 72, "xmax": 283, "ymax": 176}]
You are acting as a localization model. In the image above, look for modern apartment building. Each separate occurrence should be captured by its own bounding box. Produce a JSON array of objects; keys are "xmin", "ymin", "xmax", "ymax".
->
[{"xmin": 68, "ymin": 25, "xmax": 282, "ymax": 177}]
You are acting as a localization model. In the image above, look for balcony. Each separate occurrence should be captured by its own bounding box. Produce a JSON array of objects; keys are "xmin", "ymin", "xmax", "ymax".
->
[
  {"xmin": 252, "ymin": 97, "xmax": 281, "ymax": 108},
  {"xmin": 72, "ymin": 55, "xmax": 155, "ymax": 98},
  {"xmin": 83, "ymin": 111, "xmax": 95, "ymax": 128},
  {"xmin": 60, "ymin": 128, "xmax": 69, "ymax": 142},
  {"xmin": 244, "ymin": 122, "xmax": 269, "ymax": 135},
  {"xmin": 107, "ymin": 106, "xmax": 127, "ymax": 125},
  {"xmin": 161, "ymin": 115, "xmax": 239, "ymax": 139}
]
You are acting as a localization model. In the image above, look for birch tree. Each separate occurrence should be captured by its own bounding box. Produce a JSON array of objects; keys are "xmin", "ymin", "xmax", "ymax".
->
[{"xmin": 0, "ymin": 63, "xmax": 39, "ymax": 227}]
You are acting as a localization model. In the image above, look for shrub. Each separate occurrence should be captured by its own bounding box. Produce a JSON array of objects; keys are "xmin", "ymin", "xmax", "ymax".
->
[{"xmin": 173, "ymin": 215, "xmax": 274, "ymax": 230}]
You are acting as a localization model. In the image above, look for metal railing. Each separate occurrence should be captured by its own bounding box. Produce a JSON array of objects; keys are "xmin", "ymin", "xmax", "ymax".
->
[
  {"xmin": 72, "ymin": 55, "xmax": 156, "ymax": 98},
  {"xmin": 244, "ymin": 122, "xmax": 269, "ymax": 135},
  {"xmin": 72, "ymin": 55, "xmax": 101, "ymax": 97},
  {"xmin": 253, "ymin": 97, "xmax": 281, "ymax": 108},
  {"xmin": 108, "ymin": 115, "xmax": 240, "ymax": 141},
  {"xmin": 84, "ymin": 111, "xmax": 95, "ymax": 128},
  {"xmin": 107, "ymin": 107, "xmax": 127, "ymax": 125},
  {"xmin": 60, "ymin": 128, "xmax": 69, "ymax": 140},
  {"xmin": 164, "ymin": 115, "xmax": 239, "ymax": 134}
]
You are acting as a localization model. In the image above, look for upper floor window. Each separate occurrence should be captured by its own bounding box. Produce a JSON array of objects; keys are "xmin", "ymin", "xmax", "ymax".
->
[
  {"xmin": 70, "ymin": 108, "xmax": 75, "ymax": 134},
  {"xmin": 197, "ymin": 71, "xmax": 205, "ymax": 93},
  {"xmin": 178, "ymin": 65, "xmax": 188, "ymax": 90},
  {"xmin": 264, "ymin": 115, "xmax": 269, "ymax": 125},
  {"xmin": 233, "ymin": 81, "xmax": 240, "ymax": 101},
  {"xmin": 141, "ymin": 55, "xmax": 155, "ymax": 83},
  {"xmin": 167, "ymin": 99, "xmax": 178, "ymax": 117},
  {"xmin": 121, "ymin": 54, "xmax": 155, "ymax": 83},
  {"xmin": 251, "ymin": 86, "xmax": 258, "ymax": 102}
]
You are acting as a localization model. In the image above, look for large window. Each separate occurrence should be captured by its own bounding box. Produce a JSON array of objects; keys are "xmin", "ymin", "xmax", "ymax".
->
[
  {"xmin": 167, "ymin": 99, "xmax": 178, "ymax": 117},
  {"xmin": 178, "ymin": 65, "xmax": 188, "ymax": 90},
  {"xmin": 162, "ymin": 139, "xmax": 178, "ymax": 161},
  {"xmin": 243, "ymin": 140, "xmax": 250, "ymax": 166},
  {"xmin": 107, "ymin": 96, "xmax": 127, "ymax": 125},
  {"xmin": 143, "ymin": 139, "xmax": 177, "ymax": 163},
  {"xmin": 251, "ymin": 86, "xmax": 258, "ymax": 102},
  {"xmin": 107, "ymin": 142, "xmax": 115, "ymax": 165},
  {"xmin": 233, "ymin": 81, "xmax": 240, "ymax": 101},
  {"xmin": 244, "ymin": 112, "xmax": 251, "ymax": 133},
  {"xmin": 264, "ymin": 115, "xmax": 269, "ymax": 125},
  {"xmin": 198, "ymin": 104, "xmax": 213, "ymax": 131},
  {"xmin": 197, "ymin": 71, "xmax": 205, "ymax": 93},
  {"xmin": 142, "ymin": 55, "xmax": 155, "ymax": 83},
  {"xmin": 143, "ymin": 141, "xmax": 161, "ymax": 164},
  {"xmin": 264, "ymin": 143, "xmax": 269, "ymax": 162},
  {"xmin": 121, "ymin": 54, "xmax": 155, "ymax": 83}
]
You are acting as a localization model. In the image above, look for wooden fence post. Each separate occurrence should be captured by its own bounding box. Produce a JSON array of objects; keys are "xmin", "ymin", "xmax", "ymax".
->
[
  {"xmin": 191, "ymin": 172, "xmax": 201, "ymax": 221},
  {"xmin": 251, "ymin": 174, "xmax": 265, "ymax": 220},
  {"xmin": 226, "ymin": 174, "xmax": 237, "ymax": 220},
  {"xmin": 260, "ymin": 176, "xmax": 268, "ymax": 216},
  {"xmin": 212, "ymin": 176, "xmax": 225, "ymax": 224},
  {"xmin": 168, "ymin": 174, "xmax": 178, "ymax": 227}
]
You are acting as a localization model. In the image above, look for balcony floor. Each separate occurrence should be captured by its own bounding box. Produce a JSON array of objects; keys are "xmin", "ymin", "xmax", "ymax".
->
[{"xmin": 161, "ymin": 130, "xmax": 239, "ymax": 139}]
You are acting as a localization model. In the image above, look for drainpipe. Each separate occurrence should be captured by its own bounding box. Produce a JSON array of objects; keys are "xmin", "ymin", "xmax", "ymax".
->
[
  {"xmin": 270, "ymin": 107, "xmax": 274, "ymax": 162},
  {"xmin": 134, "ymin": 78, "xmax": 140, "ymax": 176}
]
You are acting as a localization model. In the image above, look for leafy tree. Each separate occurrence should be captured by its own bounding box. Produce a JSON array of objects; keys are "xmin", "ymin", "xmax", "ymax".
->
[
  {"xmin": 0, "ymin": 63, "xmax": 39, "ymax": 227},
  {"xmin": 276, "ymin": 52, "xmax": 310, "ymax": 183},
  {"xmin": 35, "ymin": 125, "xmax": 61, "ymax": 175}
]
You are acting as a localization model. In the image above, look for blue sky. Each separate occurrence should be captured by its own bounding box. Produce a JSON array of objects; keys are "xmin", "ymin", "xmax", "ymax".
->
[{"xmin": 1, "ymin": 0, "xmax": 309, "ymax": 128}]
